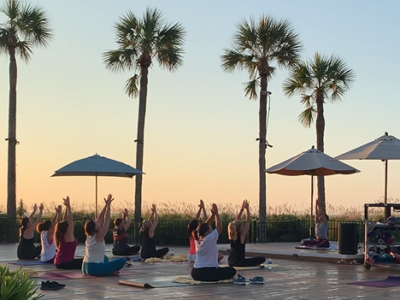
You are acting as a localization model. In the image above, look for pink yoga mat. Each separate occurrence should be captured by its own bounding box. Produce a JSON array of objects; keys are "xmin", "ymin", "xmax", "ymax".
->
[{"xmin": 39, "ymin": 269, "xmax": 137, "ymax": 279}]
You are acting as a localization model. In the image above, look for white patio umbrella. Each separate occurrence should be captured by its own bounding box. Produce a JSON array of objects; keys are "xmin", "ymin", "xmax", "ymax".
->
[
  {"xmin": 266, "ymin": 146, "xmax": 359, "ymax": 239},
  {"xmin": 52, "ymin": 154, "xmax": 143, "ymax": 216},
  {"xmin": 334, "ymin": 132, "xmax": 400, "ymax": 206}
]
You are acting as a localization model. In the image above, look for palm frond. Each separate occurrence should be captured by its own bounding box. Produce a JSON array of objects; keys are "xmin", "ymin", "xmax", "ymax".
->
[
  {"xmin": 298, "ymin": 106, "xmax": 316, "ymax": 128},
  {"xmin": 15, "ymin": 39, "xmax": 32, "ymax": 62},
  {"xmin": 124, "ymin": 74, "xmax": 139, "ymax": 98},
  {"xmin": 17, "ymin": 3, "xmax": 52, "ymax": 48},
  {"xmin": 0, "ymin": 0, "xmax": 20, "ymax": 22},
  {"xmin": 155, "ymin": 22, "xmax": 185, "ymax": 70},
  {"xmin": 103, "ymin": 49, "xmax": 137, "ymax": 73},
  {"xmin": 282, "ymin": 62, "xmax": 311, "ymax": 97},
  {"xmin": 0, "ymin": 27, "xmax": 10, "ymax": 54},
  {"xmin": 243, "ymin": 79, "xmax": 259, "ymax": 100}
]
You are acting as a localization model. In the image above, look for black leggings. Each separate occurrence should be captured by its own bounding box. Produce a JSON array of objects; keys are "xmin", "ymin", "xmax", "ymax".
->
[
  {"xmin": 18, "ymin": 245, "xmax": 41, "ymax": 260},
  {"xmin": 141, "ymin": 247, "xmax": 169, "ymax": 259},
  {"xmin": 192, "ymin": 266, "xmax": 236, "ymax": 282},
  {"xmin": 229, "ymin": 256, "xmax": 266, "ymax": 267},
  {"xmin": 55, "ymin": 258, "xmax": 83, "ymax": 270},
  {"xmin": 112, "ymin": 245, "xmax": 141, "ymax": 256}
]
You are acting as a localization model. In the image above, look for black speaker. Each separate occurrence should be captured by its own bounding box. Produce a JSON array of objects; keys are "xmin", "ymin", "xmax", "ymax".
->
[{"xmin": 338, "ymin": 223, "xmax": 358, "ymax": 255}]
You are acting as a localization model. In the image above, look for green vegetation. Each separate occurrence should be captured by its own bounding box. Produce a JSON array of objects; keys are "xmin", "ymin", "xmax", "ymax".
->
[{"xmin": 0, "ymin": 265, "xmax": 42, "ymax": 300}]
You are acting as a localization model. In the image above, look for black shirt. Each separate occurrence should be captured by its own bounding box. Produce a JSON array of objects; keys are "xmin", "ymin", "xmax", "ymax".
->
[
  {"xmin": 113, "ymin": 227, "xmax": 128, "ymax": 253},
  {"xmin": 228, "ymin": 233, "xmax": 245, "ymax": 265}
]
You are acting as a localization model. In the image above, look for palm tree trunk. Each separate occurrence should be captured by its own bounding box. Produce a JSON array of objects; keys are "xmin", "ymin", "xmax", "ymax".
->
[
  {"xmin": 7, "ymin": 47, "xmax": 18, "ymax": 242},
  {"xmin": 258, "ymin": 76, "xmax": 267, "ymax": 242},
  {"xmin": 315, "ymin": 96, "xmax": 326, "ymax": 209},
  {"xmin": 134, "ymin": 66, "xmax": 149, "ymax": 243}
]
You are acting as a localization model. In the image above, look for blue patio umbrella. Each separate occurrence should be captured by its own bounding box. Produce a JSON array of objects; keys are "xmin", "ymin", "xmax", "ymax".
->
[{"xmin": 52, "ymin": 154, "xmax": 143, "ymax": 216}]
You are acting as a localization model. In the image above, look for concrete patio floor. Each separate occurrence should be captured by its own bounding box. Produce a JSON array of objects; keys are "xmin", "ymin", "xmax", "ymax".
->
[{"xmin": 1, "ymin": 242, "xmax": 400, "ymax": 299}]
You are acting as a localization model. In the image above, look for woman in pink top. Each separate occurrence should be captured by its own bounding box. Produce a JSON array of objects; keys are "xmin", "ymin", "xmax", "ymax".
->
[
  {"xmin": 54, "ymin": 197, "xmax": 83, "ymax": 269},
  {"xmin": 187, "ymin": 200, "xmax": 223, "ymax": 267}
]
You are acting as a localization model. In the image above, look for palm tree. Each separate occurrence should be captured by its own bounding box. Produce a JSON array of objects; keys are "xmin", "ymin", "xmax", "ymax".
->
[
  {"xmin": 103, "ymin": 8, "xmax": 185, "ymax": 239},
  {"xmin": 0, "ymin": 0, "xmax": 52, "ymax": 241},
  {"xmin": 221, "ymin": 15, "xmax": 302, "ymax": 228},
  {"xmin": 283, "ymin": 53, "xmax": 355, "ymax": 208}
]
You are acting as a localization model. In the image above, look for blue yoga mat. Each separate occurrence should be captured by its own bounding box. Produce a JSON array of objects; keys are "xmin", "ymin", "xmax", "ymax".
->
[{"xmin": 9, "ymin": 260, "xmax": 48, "ymax": 266}]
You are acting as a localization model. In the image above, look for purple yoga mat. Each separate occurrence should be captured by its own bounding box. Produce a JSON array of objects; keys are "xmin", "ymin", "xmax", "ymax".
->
[{"xmin": 348, "ymin": 276, "xmax": 400, "ymax": 288}]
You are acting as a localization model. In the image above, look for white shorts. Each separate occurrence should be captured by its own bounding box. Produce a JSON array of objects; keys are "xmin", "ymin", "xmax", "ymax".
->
[{"xmin": 188, "ymin": 254, "xmax": 196, "ymax": 263}]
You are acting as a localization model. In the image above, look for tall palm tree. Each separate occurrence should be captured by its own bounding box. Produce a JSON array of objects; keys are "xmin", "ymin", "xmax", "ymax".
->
[
  {"xmin": 103, "ymin": 8, "xmax": 185, "ymax": 238},
  {"xmin": 283, "ymin": 52, "xmax": 355, "ymax": 208},
  {"xmin": 221, "ymin": 15, "xmax": 302, "ymax": 228},
  {"xmin": 0, "ymin": 0, "xmax": 52, "ymax": 241}
]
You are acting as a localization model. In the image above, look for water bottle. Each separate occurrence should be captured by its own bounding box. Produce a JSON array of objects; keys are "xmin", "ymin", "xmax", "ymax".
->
[
  {"xmin": 170, "ymin": 250, "xmax": 174, "ymax": 256},
  {"xmin": 267, "ymin": 258, "xmax": 272, "ymax": 269}
]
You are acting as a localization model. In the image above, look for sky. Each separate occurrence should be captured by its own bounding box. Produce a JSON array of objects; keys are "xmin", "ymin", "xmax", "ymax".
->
[{"xmin": 1, "ymin": 0, "xmax": 400, "ymax": 215}]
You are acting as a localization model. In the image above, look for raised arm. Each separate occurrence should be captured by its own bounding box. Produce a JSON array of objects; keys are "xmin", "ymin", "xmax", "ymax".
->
[
  {"xmin": 123, "ymin": 208, "xmax": 131, "ymax": 231},
  {"xmin": 241, "ymin": 201, "xmax": 251, "ymax": 242},
  {"xmin": 28, "ymin": 204, "xmax": 38, "ymax": 223},
  {"xmin": 96, "ymin": 198, "xmax": 108, "ymax": 223},
  {"xmin": 195, "ymin": 200, "xmax": 203, "ymax": 220},
  {"xmin": 316, "ymin": 199, "xmax": 327, "ymax": 223},
  {"xmin": 24, "ymin": 204, "xmax": 43, "ymax": 237},
  {"xmin": 235, "ymin": 200, "xmax": 246, "ymax": 221},
  {"xmin": 96, "ymin": 194, "xmax": 113, "ymax": 241},
  {"xmin": 148, "ymin": 204, "xmax": 158, "ymax": 238},
  {"xmin": 211, "ymin": 203, "xmax": 222, "ymax": 235},
  {"xmin": 48, "ymin": 205, "xmax": 62, "ymax": 237},
  {"xmin": 64, "ymin": 197, "xmax": 75, "ymax": 242}
]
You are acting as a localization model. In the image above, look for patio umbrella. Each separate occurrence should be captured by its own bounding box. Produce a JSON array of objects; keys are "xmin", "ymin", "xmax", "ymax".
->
[
  {"xmin": 265, "ymin": 146, "xmax": 359, "ymax": 239},
  {"xmin": 52, "ymin": 154, "xmax": 143, "ymax": 216},
  {"xmin": 334, "ymin": 132, "xmax": 400, "ymax": 218}
]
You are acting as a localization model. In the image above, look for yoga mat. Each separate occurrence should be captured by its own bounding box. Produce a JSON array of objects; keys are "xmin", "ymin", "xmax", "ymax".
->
[
  {"xmin": 39, "ymin": 269, "xmax": 138, "ymax": 279},
  {"xmin": 9, "ymin": 260, "xmax": 48, "ymax": 266},
  {"xmin": 110, "ymin": 256, "xmax": 142, "ymax": 262},
  {"xmin": 348, "ymin": 276, "xmax": 400, "ymax": 288},
  {"xmin": 219, "ymin": 264, "xmax": 265, "ymax": 270},
  {"xmin": 295, "ymin": 246, "xmax": 331, "ymax": 250},
  {"xmin": 119, "ymin": 275, "xmax": 233, "ymax": 288}
]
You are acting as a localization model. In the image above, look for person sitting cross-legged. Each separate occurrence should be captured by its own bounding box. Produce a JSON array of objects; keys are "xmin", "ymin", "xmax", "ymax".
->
[
  {"xmin": 82, "ymin": 194, "xmax": 126, "ymax": 276},
  {"xmin": 228, "ymin": 200, "xmax": 265, "ymax": 267},
  {"xmin": 191, "ymin": 203, "xmax": 236, "ymax": 282},
  {"xmin": 140, "ymin": 204, "xmax": 169, "ymax": 260},
  {"xmin": 112, "ymin": 208, "xmax": 140, "ymax": 256}
]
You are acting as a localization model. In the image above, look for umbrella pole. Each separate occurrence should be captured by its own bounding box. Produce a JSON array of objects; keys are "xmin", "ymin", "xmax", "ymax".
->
[
  {"xmin": 310, "ymin": 176, "xmax": 314, "ymax": 240},
  {"xmin": 384, "ymin": 160, "xmax": 391, "ymax": 220},
  {"xmin": 95, "ymin": 175, "xmax": 98, "ymax": 218},
  {"xmin": 384, "ymin": 160, "xmax": 388, "ymax": 203}
]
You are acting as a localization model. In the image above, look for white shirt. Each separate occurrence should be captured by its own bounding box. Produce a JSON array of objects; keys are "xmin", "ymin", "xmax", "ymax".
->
[
  {"xmin": 193, "ymin": 229, "xmax": 219, "ymax": 268},
  {"xmin": 40, "ymin": 231, "xmax": 56, "ymax": 262},
  {"xmin": 83, "ymin": 234, "xmax": 106, "ymax": 263}
]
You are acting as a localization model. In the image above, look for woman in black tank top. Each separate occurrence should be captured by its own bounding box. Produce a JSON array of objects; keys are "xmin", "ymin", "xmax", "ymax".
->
[
  {"xmin": 227, "ymin": 200, "xmax": 265, "ymax": 267},
  {"xmin": 140, "ymin": 204, "xmax": 169, "ymax": 259}
]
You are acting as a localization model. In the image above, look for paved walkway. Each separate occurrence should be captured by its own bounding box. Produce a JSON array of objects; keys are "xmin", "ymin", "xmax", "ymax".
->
[{"xmin": 1, "ymin": 243, "xmax": 400, "ymax": 299}]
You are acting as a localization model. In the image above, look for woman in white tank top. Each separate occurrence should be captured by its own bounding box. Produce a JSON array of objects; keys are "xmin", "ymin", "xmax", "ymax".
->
[
  {"xmin": 82, "ymin": 194, "xmax": 126, "ymax": 276},
  {"xmin": 36, "ymin": 205, "xmax": 62, "ymax": 263}
]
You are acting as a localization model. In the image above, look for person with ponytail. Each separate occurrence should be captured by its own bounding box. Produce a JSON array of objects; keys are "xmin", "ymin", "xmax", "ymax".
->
[
  {"xmin": 191, "ymin": 203, "xmax": 236, "ymax": 282},
  {"xmin": 228, "ymin": 200, "xmax": 265, "ymax": 267},
  {"xmin": 187, "ymin": 200, "xmax": 223, "ymax": 266},
  {"xmin": 140, "ymin": 204, "xmax": 169, "ymax": 259},
  {"xmin": 54, "ymin": 197, "xmax": 83, "ymax": 269},
  {"xmin": 36, "ymin": 205, "xmax": 62, "ymax": 263},
  {"xmin": 82, "ymin": 194, "xmax": 126, "ymax": 276},
  {"xmin": 17, "ymin": 203, "xmax": 44, "ymax": 259},
  {"xmin": 112, "ymin": 208, "xmax": 140, "ymax": 256}
]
